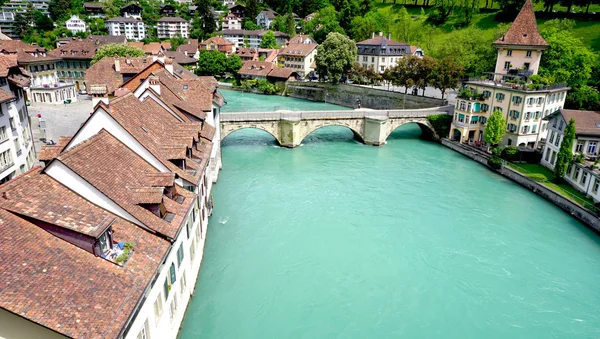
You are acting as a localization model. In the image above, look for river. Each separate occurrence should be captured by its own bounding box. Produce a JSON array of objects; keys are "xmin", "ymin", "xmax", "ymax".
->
[{"xmin": 178, "ymin": 91, "xmax": 600, "ymax": 338}]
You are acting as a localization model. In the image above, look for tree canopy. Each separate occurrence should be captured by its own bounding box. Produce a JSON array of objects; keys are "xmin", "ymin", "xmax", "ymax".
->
[
  {"xmin": 315, "ymin": 32, "xmax": 357, "ymax": 84},
  {"xmin": 260, "ymin": 30, "xmax": 278, "ymax": 49},
  {"xmin": 554, "ymin": 118, "xmax": 576, "ymax": 179},
  {"xmin": 91, "ymin": 44, "xmax": 146, "ymax": 64},
  {"xmin": 197, "ymin": 50, "xmax": 242, "ymax": 77},
  {"xmin": 303, "ymin": 6, "xmax": 345, "ymax": 43},
  {"xmin": 484, "ymin": 110, "xmax": 506, "ymax": 146}
]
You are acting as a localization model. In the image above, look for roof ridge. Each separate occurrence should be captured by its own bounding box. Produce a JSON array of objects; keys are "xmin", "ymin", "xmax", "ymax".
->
[{"xmin": 57, "ymin": 129, "xmax": 111, "ymax": 162}]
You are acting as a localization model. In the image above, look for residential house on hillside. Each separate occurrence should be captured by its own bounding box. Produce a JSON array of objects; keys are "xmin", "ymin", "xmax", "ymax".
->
[
  {"xmin": 235, "ymin": 47, "xmax": 258, "ymax": 62},
  {"xmin": 221, "ymin": 29, "xmax": 288, "ymax": 49},
  {"xmin": 160, "ymin": 4, "xmax": 176, "ymax": 16},
  {"xmin": 0, "ymin": 55, "xmax": 35, "ymax": 184},
  {"xmin": 0, "ymin": 40, "xmax": 77, "ymax": 104},
  {"xmin": 278, "ymin": 38, "xmax": 317, "ymax": 77},
  {"xmin": 105, "ymin": 17, "xmax": 145, "ymax": 41},
  {"xmin": 229, "ymin": 4, "xmax": 245, "ymax": 18},
  {"xmin": 199, "ymin": 36, "xmax": 234, "ymax": 56},
  {"xmin": 157, "ymin": 17, "xmax": 189, "ymax": 39},
  {"xmin": 222, "ymin": 12, "xmax": 242, "ymax": 30},
  {"xmin": 449, "ymin": 0, "xmax": 568, "ymax": 148},
  {"xmin": 541, "ymin": 109, "xmax": 600, "ymax": 202},
  {"xmin": 83, "ymin": 2, "xmax": 105, "ymax": 18},
  {"xmin": 0, "ymin": 12, "xmax": 16, "ymax": 38},
  {"xmin": 164, "ymin": 50, "xmax": 197, "ymax": 67},
  {"xmin": 355, "ymin": 32, "xmax": 415, "ymax": 73},
  {"xmin": 65, "ymin": 15, "xmax": 87, "ymax": 34},
  {"xmin": 287, "ymin": 34, "xmax": 316, "ymax": 45},
  {"xmin": 57, "ymin": 34, "xmax": 127, "ymax": 48},
  {"xmin": 121, "ymin": 3, "xmax": 142, "ymax": 19},
  {"xmin": 304, "ymin": 12, "xmax": 317, "ymax": 21},
  {"xmin": 256, "ymin": 9, "xmax": 277, "ymax": 29},
  {"xmin": 177, "ymin": 39, "xmax": 199, "ymax": 59}
]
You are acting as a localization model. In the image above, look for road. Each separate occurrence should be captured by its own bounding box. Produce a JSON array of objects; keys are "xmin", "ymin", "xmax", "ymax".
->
[
  {"xmin": 357, "ymin": 84, "xmax": 458, "ymax": 105},
  {"xmin": 28, "ymin": 95, "xmax": 95, "ymax": 155}
]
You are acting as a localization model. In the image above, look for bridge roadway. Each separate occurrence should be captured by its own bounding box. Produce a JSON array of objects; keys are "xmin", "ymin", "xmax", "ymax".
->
[{"xmin": 220, "ymin": 106, "xmax": 453, "ymax": 147}]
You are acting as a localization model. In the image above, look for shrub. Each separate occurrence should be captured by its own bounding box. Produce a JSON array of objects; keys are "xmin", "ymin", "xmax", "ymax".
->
[
  {"xmin": 256, "ymin": 79, "xmax": 278, "ymax": 94},
  {"xmin": 501, "ymin": 146, "xmax": 520, "ymax": 160},
  {"xmin": 491, "ymin": 146, "xmax": 504, "ymax": 157},
  {"xmin": 576, "ymin": 153, "xmax": 585, "ymax": 164},
  {"xmin": 487, "ymin": 156, "xmax": 503, "ymax": 170},
  {"xmin": 527, "ymin": 173, "xmax": 548, "ymax": 182},
  {"xmin": 426, "ymin": 114, "xmax": 452, "ymax": 137}
]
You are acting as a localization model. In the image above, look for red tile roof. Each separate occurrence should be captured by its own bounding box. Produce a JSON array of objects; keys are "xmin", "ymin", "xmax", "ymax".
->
[
  {"xmin": 0, "ymin": 205, "xmax": 170, "ymax": 339},
  {"xmin": 176, "ymin": 39, "xmax": 199, "ymax": 56},
  {"xmin": 38, "ymin": 136, "xmax": 72, "ymax": 162},
  {"xmin": 356, "ymin": 35, "xmax": 408, "ymax": 46},
  {"xmin": 0, "ymin": 54, "xmax": 18, "ymax": 76},
  {"xmin": 560, "ymin": 109, "xmax": 600, "ymax": 137},
  {"xmin": 493, "ymin": 0, "xmax": 548, "ymax": 47},
  {"xmin": 56, "ymin": 129, "xmax": 195, "ymax": 239},
  {"xmin": 48, "ymin": 40, "xmax": 101, "ymax": 60},
  {"xmin": 279, "ymin": 43, "xmax": 318, "ymax": 57},
  {"xmin": 238, "ymin": 60, "xmax": 273, "ymax": 77},
  {"xmin": 0, "ymin": 88, "xmax": 14, "ymax": 103},
  {"xmin": 0, "ymin": 40, "xmax": 60, "ymax": 63}
]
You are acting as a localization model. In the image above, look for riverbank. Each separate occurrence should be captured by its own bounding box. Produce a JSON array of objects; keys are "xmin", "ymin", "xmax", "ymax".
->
[{"xmin": 441, "ymin": 139, "xmax": 600, "ymax": 233}]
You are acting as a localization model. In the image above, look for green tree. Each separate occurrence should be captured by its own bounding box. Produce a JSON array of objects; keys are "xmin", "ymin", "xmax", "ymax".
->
[
  {"xmin": 89, "ymin": 18, "xmax": 108, "ymax": 35},
  {"xmin": 285, "ymin": 12, "xmax": 296, "ymax": 37},
  {"xmin": 170, "ymin": 35, "xmax": 188, "ymax": 51},
  {"xmin": 260, "ymin": 30, "xmax": 278, "ymax": 48},
  {"xmin": 225, "ymin": 55, "xmax": 243, "ymax": 74},
  {"xmin": 315, "ymin": 32, "xmax": 357, "ymax": 84},
  {"xmin": 91, "ymin": 44, "xmax": 145, "ymax": 64},
  {"xmin": 394, "ymin": 7, "xmax": 420, "ymax": 43},
  {"xmin": 197, "ymin": 50, "xmax": 227, "ymax": 76},
  {"xmin": 566, "ymin": 85, "xmax": 600, "ymax": 110},
  {"xmin": 196, "ymin": 0, "xmax": 217, "ymax": 36},
  {"xmin": 303, "ymin": 5, "xmax": 344, "ymax": 43},
  {"xmin": 245, "ymin": 0, "xmax": 259, "ymax": 21},
  {"xmin": 13, "ymin": 4, "xmax": 35, "ymax": 38},
  {"xmin": 48, "ymin": 0, "xmax": 71, "ymax": 20},
  {"xmin": 102, "ymin": 0, "xmax": 123, "ymax": 18},
  {"xmin": 539, "ymin": 19, "xmax": 596, "ymax": 89},
  {"xmin": 33, "ymin": 10, "xmax": 54, "ymax": 31},
  {"xmin": 429, "ymin": 56, "xmax": 463, "ymax": 99},
  {"xmin": 484, "ymin": 110, "xmax": 506, "ymax": 147},
  {"xmin": 554, "ymin": 119, "xmax": 576, "ymax": 180}
]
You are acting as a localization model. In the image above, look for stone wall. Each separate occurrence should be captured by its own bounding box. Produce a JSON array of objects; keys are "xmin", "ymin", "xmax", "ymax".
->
[
  {"xmin": 285, "ymin": 82, "xmax": 447, "ymax": 110},
  {"xmin": 441, "ymin": 139, "xmax": 600, "ymax": 233}
]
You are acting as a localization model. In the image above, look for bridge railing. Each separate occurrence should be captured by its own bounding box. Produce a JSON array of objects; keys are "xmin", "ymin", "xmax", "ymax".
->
[{"xmin": 221, "ymin": 106, "xmax": 453, "ymax": 122}]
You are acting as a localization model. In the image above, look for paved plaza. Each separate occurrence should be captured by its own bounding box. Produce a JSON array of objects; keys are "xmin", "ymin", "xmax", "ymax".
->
[{"xmin": 28, "ymin": 95, "xmax": 94, "ymax": 157}]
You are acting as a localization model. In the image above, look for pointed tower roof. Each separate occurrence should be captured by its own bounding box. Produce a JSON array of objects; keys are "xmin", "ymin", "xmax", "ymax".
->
[{"xmin": 493, "ymin": 0, "xmax": 548, "ymax": 47}]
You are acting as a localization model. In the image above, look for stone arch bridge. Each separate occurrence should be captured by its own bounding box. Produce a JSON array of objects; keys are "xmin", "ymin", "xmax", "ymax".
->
[{"xmin": 220, "ymin": 106, "xmax": 453, "ymax": 148}]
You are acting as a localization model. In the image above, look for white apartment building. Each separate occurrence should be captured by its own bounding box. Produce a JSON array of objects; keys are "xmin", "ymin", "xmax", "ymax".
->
[
  {"xmin": 221, "ymin": 29, "xmax": 289, "ymax": 49},
  {"xmin": 541, "ymin": 109, "xmax": 600, "ymax": 203},
  {"xmin": 355, "ymin": 32, "xmax": 417, "ymax": 73},
  {"xmin": 0, "ymin": 55, "xmax": 35, "ymax": 184},
  {"xmin": 65, "ymin": 15, "xmax": 87, "ymax": 34},
  {"xmin": 105, "ymin": 17, "xmax": 146, "ymax": 41},
  {"xmin": 157, "ymin": 17, "xmax": 189, "ymax": 39},
  {"xmin": 449, "ymin": 0, "xmax": 568, "ymax": 148},
  {"xmin": 278, "ymin": 35, "xmax": 317, "ymax": 76}
]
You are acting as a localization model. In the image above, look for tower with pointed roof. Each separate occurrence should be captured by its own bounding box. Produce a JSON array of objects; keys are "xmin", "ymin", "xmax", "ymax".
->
[{"xmin": 492, "ymin": 0, "xmax": 548, "ymax": 79}]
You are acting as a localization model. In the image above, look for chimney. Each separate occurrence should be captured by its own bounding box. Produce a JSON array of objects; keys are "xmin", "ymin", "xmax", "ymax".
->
[
  {"xmin": 379, "ymin": 32, "xmax": 383, "ymax": 37},
  {"xmin": 388, "ymin": 33, "xmax": 391, "ymax": 40},
  {"xmin": 164, "ymin": 57, "xmax": 174, "ymax": 74},
  {"xmin": 114, "ymin": 58, "xmax": 120, "ymax": 72},
  {"xmin": 371, "ymin": 32, "xmax": 375, "ymax": 39},
  {"xmin": 148, "ymin": 75, "xmax": 160, "ymax": 95}
]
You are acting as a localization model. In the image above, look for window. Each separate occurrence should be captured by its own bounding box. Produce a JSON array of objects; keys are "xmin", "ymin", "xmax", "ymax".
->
[
  {"xmin": 549, "ymin": 131, "xmax": 555, "ymax": 144},
  {"xmin": 504, "ymin": 61, "xmax": 510, "ymax": 70},
  {"xmin": 526, "ymin": 50, "xmax": 532, "ymax": 57},
  {"xmin": 507, "ymin": 50, "xmax": 512, "ymax": 56},
  {"xmin": 0, "ymin": 150, "xmax": 12, "ymax": 169},
  {"xmin": 576, "ymin": 142, "xmax": 583, "ymax": 152},
  {"xmin": 582, "ymin": 171, "xmax": 588, "ymax": 185},
  {"xmin": 180, "ymin": 271, "xmax": 187, "ymax": 297},
  {"xmin": 493, "ymin": 106, "xmax": 502, "ymax": 113},
  {"xmin": 0, "ymin": 77, "xmax": 6, "ymax": 86},
  {"xmin": 545, "ymin": 148, "xmax": 551, "ymax": 161},
  {"xmin": 554, "ymin": 134, "xmax": 560, "ymax": 147},
  {"xmin": 532, "ymin": 124, "xmax": 537, "ymax": 133},
  {"xmin": 177, "ymin": 245, "xmax": 184, "ymax": 267},
  {"xmin": 169, "ymin": 298, "xmax": 177, "ymax": 323},
  {"xmin": 588, "ymin": 141, "xmax": 597, "ymax": 154},
  {"xmin": 495, "ymin": 93, "xmax": 505, "ymax": 101},
  {"xmin": 9, "ymin": 117, "xmax": 15, "ymax": 130},
  {"xmin": 567, "ymin": 164, "xmax": 572, "ymax": 175},
  {"xmin": 154, "ymin": 292, "xmax": 164, "ymax": 326},
  {"xmin": 512, "ymin": 96, "xmax": 522, "ymax": 104},
  {"xmin": 558, "ymin": 120, "xmax": 564, "ymax": 131},
  {"xmin": 0, "ymin": 126, "xmax": 6, "ymax": 141},
  {"xmin": 574, "ymin": 167, "xmax": 580, "ymax": 180},
  {"xmin": 550, "ymin": 150, "xmax": 557, "ymax": 165},
  {"xmin": 136, "ymin": 320, "xmax": 150, "ymax": 339},
  {"xmin": 593, "ymin": 179, "xmax": 599, "ymax": 194},
  {"xmin": 163, "ymin": 277, "xmax": 170, "ymax": 298}
]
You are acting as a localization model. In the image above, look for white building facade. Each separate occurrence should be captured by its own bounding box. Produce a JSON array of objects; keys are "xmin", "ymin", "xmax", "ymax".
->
[
  {"xmin": 157, "ymin": 17, "xmax": 189, "ymax": 39},
  {"xmin": 65, "ymin": 15, "xmax": 87, "ymax": 34},
  {"xmin": 105, "ymin": 17, "xmax": 146, "ymax": 41}
]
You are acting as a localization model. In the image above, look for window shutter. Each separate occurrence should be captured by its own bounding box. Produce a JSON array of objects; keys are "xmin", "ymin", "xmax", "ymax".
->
[{"xmin": 170, "ymin": 263, "xmax": 176, "ymax": 284}]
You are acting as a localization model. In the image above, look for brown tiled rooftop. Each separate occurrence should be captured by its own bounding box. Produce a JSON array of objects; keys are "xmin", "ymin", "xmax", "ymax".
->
[
  {"xmin": 0, "ymin": 40, "xmax": 60, "ymax": 63},
  {"xmin": 560, "ymin": 109, "xmax": 600, "ymax": 137},
  {"xmin": 239, "ymin": 60, "xmax": 273, "ymax": 77},
  {"xmin": 0, "ymin": 88, "xmax": 14, "ymax": 103},
  {"xmin": 38, "ymin": 136, "xmax": 72, "ymax": 162},
  {"xmin": 493, "ymin": 0, "xmax": 548, "ymax": 47},
  {"xmin": 0, "ymin": 167, "xmax": 115, "ymax": 237},
  {"xmin": 279, "ymin": 43, "xmax": 317, "ymax": 57},
  {"xmin": 56, "ymin": 129, "xmax": 195, "ymax": 239},
  {"xmin": 0, "ymin": 207, "xmax": 170, "ymax": 339}
]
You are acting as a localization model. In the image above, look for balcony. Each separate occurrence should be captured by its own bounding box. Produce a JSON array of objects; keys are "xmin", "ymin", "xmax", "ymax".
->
[
  {"xmin": 0, "ymin": 160, "xmax": 14, "ymax": 174},
  {"xmin": 464, "ymin": 75, "xmax": 568, "ymax": 92}
]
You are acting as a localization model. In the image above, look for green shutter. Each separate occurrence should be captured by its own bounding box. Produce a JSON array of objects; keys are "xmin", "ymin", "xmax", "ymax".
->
[
  {"xmin": 170, "ymin": 263, "xmax": 176, "ymax": 284},
  {"xmin": 164, "ymin": 278, "xmax": 169, "ymax": 297}
]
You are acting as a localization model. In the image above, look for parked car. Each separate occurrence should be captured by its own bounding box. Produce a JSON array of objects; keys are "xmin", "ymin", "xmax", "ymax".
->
[{"xmin": 79, "ymin": 90, "xmax": 87, "ymax": 95}]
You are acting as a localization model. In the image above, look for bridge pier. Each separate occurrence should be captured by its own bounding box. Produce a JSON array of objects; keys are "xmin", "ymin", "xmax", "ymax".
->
[
  {"xmin": 363, "ymin": 117, "xmax": 388, "ymax": 146},
  {"xmin": 279, "ymin": 119, "xmax": 302, "ymax": 148}
]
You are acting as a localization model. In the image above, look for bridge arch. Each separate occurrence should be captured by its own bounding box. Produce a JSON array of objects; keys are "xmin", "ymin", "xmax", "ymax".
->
[
  {"xmin": 385, "ymin": 119, "xmax": 438, "ymax": 142},
  {"xmin": 221, "ymin": 125, "xmax": 282, "ymax": 145},
  {"xmin": 298, "ymin": 120, "xmax": 365, "ymax": 144}
]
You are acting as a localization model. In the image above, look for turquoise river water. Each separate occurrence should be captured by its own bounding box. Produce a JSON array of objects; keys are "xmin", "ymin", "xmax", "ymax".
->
[{"xmin": 179, "ymin": 92, "xmax": 600, "ymax": 338}]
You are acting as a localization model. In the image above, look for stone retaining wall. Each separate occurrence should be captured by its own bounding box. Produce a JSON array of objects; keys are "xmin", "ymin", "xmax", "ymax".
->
[
  {"xmin": 285, "ymin": 82, "xmax": 447, "ymax": 110},
  {"xmin": 441, "ymin": 139, "xmax": 600, "ymax": 233}
]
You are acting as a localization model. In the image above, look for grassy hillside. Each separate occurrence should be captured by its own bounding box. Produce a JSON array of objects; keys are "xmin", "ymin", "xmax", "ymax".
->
[{"xmin": 373, "ymin": 1, "xmax": 600, "ymax": 52}]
